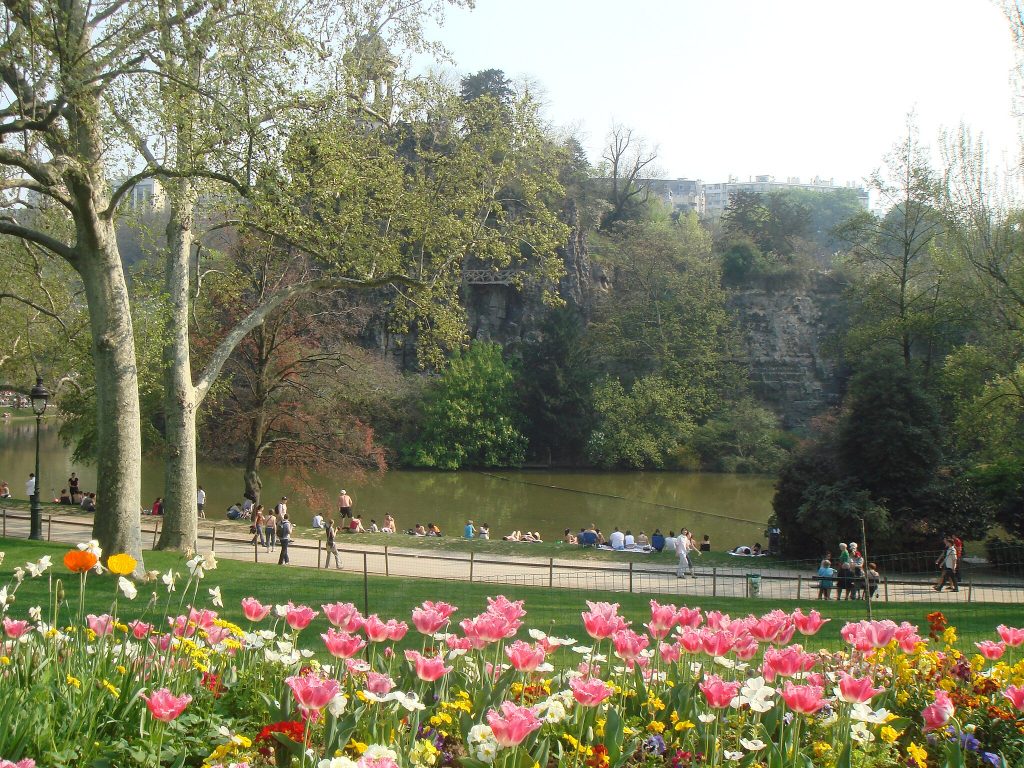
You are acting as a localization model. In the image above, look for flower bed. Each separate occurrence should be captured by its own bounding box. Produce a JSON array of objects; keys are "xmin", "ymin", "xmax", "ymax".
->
[{"xmin": 0, "ymin": 543, "xmax": 1022, "ymax": 767}]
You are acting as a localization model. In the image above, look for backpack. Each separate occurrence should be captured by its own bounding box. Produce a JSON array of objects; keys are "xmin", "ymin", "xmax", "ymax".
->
[{"xmin": 277, "ymin": 519, "xmax": 289, "ymax": 540}]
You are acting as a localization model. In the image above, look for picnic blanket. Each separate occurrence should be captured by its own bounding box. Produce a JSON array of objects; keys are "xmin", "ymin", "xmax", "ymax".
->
[{"xmin": 597, "ymin": 545, "xmax": 656, "ymax": 554}]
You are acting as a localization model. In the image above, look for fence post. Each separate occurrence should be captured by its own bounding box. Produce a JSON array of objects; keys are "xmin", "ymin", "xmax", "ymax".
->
[
  {"xmin": 628, "ymin": 562, "xmax": 634, "ymax": 593},
  {"xmin": 211, "ymin": 526, "xmax": 217, "ymax": 552},
  {"xmin": 548, "ymin": 558, "xmax": 554, "ymax": 588},
  {"xmin": 254, "ymin": 543, "xmax": 259, "ymax": 563},
  {"xmin": 469, "ymin": 552, "xmax": 475, "ymax": 583},
  {"xmin": 2, "ymin": 508, "xmax": 5, "ymax": 537},
  {"xmin": 47, "ymin": 514, "xmax": 52, "ymax": 541},
  {"xmin": 152, "ymin": 521, "xmax": 160, "ymax": 549},
  {"xmin": 967, "ymin": 578, "xmax": 973, "ymax": 604},
  {"xmin": 362, "ymin": 553, "xmax": 369, "ymax": 616},
  {"xmin": 883, "ymin": 577, "xmax": 889, "ymax": 603},
  {"xmin": 384, "ymin": 545, "xmax": 389, "ymax": 577},
  {"xmin": 796, "ymin": 574, "xmax": 802, "ymax": 600},
  {"xmin": 712, "ymin": 567, "xmax": 718, "ymax": 597},
  {"xmin": 317, "ymin": 540, "xmax": 322, "ymax": 569}
]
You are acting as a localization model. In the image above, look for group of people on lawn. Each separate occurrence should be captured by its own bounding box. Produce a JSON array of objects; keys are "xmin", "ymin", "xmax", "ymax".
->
[{"xmin": 816, "ymin": 541, "xmax": 878, "ymax": 600}]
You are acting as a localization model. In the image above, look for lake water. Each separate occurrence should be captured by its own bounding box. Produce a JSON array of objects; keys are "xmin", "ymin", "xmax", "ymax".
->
[{"xmin": 0, "ymin": 417, "xmax": 776, "ymax": 549}]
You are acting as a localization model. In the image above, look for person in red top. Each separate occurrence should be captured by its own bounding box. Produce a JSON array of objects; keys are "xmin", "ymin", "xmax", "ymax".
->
[{"xmin": 952, "ymin": 535, "xmax": 964, "ymax": 579}]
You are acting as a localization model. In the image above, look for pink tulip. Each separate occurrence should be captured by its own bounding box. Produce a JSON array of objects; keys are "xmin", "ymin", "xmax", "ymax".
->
[
  {"xmin": 762, "ymin": 645, "xmax": 816, "ymax": 682},
  {"xmin": 149, "ymin": 633, "xmax": 174, "ymax": 652},
  {"xmin": 188, "ymin": 607, "xmax": 218, "ymax": 631},
  {"xmin": 486, "ymin": 700, "xmax": 542, "ymax": 747},
  {"xmin": 675, "ymin": 606, "xmax": 703, "ymax": 628},
  {"xmin": 894, "ymin": 622, "xmax": 924, "ymax": 653},
  {"xmin": 781, "ymin": 681, "xmax": 825, "ymax": 714},
  {"xmin": 792, "ymin": 609, "xmax": 830, "ymax": 636},
  {"xmin": 648, "ymin": 600, "xmax": 678, "ymax": 638},
  {"xmin": 921, "ymin": 690, "xmax": 955, "ymax": 731},
  {"xmin": 2, "ymin": 618, "xmax": 30, "ymax": 639},
  {"xmin": 412, "ymin": 606, "xmax": 453, "ymax": 636},
  {"xmin": 142, "ymin": 687, "xmax": 193, "ymax": 722},
  {"xmin": 976, "ymin": 640, "xmax": 1006, "ymax": 661},
  {"xmin": 733, "ymin": 636, "xmax": 760, "ymax": 661},
  {"xmin": 127, "ymin": 620, "xmax": 152, "ymax": 640},
  {"xmin": 749, "ymin": 616, "xmax": 786, "ymax": 643},
  {"xmin": 486, "ymin": 595, "xmax": 526, "ymax": 624},
  {"xmin": 1004, "ymin": 685, "xmax": 1024, "ymax": 711},
  {"xmin": 358, "ymin": 758, "xmax": 399, "ymax": 768},
  {"xmin": 204, "ymin": 626, "xmax": 231, "ymax": 645},
  {"xmin": 842, "ymin": 620, "xmax": 897, "ymax": 651},
  {"xmin": 322, "ymin": 628, "xmax": 366, "ymax": 659},
  {"xmin": 677, "ymin": 627, "xmax": 702, "ymax": 653},
  {"xmin": 285, "ymin": 673, "xmax": 340, "ymax": 720},
  {"xmin": 0, "ymin": 759, "xmax": 35, "ymax": 768},
  {"xmin": 345, "ymin": 657, "xmax": 370, "ymax": 675},
  {"xmin": 569, "ymin": 676, "xmax": 613, "ymax": 706},
  {"xmin": 581, "ymin": 601, "xmax": 628, "ymax": 640},
  {"xmin": 705, "ymin": 611, "xmax": 731, "ymax": 631},
  {"xmin": 366, "ymin": 672, "xmax": 395, "ymax": 694},
  {"xmin": 405, "ymin": 650, "xmax": 452, "ymax": 682},
  {"xmin": 506, "ymin": 640, "xmax": 547, "ymax": 672},
  {"xmin": 241, "ymin": 597, "xmax": 271, "ymax": 622},
  {"xmin": 86, "ymin": 613, "xmax": 114, "ymax": 636},
  {"xmin": 446, "ymin": 634, "xmax": 475, "ymax": 652},
  {"xmin": 700, "ymin": 629, "xmax": 734, "ymax": 658},
  {"xmin": 460, "ymin": 613, "xmax": 510, "ymax": 645},
  {"xmin": 700, "ymin": 674, "xmax": 741, "ymax": 709},
  {"xmin": 168, "ymin": 615, "xmax": 195, "ymax": 637},
  {"xmin": 997, "ymin": 625, "xmax": 1024, "ymax": 647},
  {"xmin": 612, "ymin": 628, "xmax": 649, "ymax": 662},
  {"xmin": 322, "ymin": 602, "xmax": 363, "ymax": 632},
  {"xmin": 837, "ymin": 672, "xmax": 884, "ymax": 704},
  {"xmin": 362, "ymin": 615, "xmax": 407, "ymax": 643},
  {"xmin": 659, "ymin": 641, "xmax": 681, "ymax": 664},
  {"xmin": 285, "ymin": 603, "xmax": 318, "ymax": 631}
]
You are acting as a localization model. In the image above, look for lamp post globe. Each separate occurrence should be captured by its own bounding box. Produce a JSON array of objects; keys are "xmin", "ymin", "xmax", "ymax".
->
[{"xmin": 29, "ymin": 377, "xmax": 49, "ymax": 541}]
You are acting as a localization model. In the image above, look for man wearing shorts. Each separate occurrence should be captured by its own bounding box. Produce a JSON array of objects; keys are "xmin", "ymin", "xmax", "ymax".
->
[
  {"xmin": 338, "ymin": 489, "xmax": 353, "ymax": 519},
  {"xmin": 197, "ymin": 486, "xmax": 206, "ymax": 519}
]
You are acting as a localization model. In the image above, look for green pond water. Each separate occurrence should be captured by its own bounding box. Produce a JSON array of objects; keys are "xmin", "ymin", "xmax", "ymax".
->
[{"xmin": 0, "ymin": 417, "xmax": 776, "ymax": 549}]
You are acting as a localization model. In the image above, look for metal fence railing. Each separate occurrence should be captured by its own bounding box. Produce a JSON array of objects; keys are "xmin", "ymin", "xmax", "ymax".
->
[{"xmin": 3, "ymin": 508, "xmax": 1023, "ymax": 607}]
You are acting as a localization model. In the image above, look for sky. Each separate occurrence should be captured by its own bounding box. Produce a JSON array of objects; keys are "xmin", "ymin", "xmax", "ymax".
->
[{"xmin": 423, "ymin": 0, "xmax": 1022, "ymax": 187}]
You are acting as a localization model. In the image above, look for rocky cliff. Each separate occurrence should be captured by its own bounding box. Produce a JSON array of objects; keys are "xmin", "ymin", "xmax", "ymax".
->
[{"xmin": 727, "ymin": 272, "xmax": 847, "ymax": 429}]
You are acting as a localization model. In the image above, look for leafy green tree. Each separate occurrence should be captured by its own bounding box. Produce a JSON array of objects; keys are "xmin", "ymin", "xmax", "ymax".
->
[
  {"xmin": 460, "ymin": 69, "xmax": 515, "ymax": 107},
  {"xmin": 585, "ymin": 376, "xmax": 697, "ymax": 469},
  {"xmin": 405, "ymin": 342, "xmax": 526, "ymax": 469},
  {"xmin": 517, "ymin": 306, "xmax": 596, "ymax": 464},
  {"xmin": 720, "ymin": 191, "xmax": 810, "ymax": 259},
  {"xmin": 692, "ymin": 397, "xmax": 787, "ymax": 473}
]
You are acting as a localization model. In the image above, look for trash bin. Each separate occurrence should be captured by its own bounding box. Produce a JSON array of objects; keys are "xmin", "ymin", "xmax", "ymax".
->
[{"xmin": 746, "ymin": 573, "xmax": 762, "ymax": 598}]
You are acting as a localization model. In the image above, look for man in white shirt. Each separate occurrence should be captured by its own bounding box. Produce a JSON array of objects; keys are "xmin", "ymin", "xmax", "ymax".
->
[
  {"xmin": 311, "ymin": 513, "xmax": 324, "ymax": 529},
  {"xmin": 26, "ymin": 473, "xmax": 36, "ymax": 498},
  {"xmin": 197, "ymin": 486, "xmax": 206, "ymax": 518},
  {"xmin": 609, "ymin": 527, "xmax": 625, "ymax": 550}
]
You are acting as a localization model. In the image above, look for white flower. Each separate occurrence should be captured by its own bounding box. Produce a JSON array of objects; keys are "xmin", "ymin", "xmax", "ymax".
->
[
  {"xmin": 733, "ymin": 676, "xmax": 776, "ymax": 712},
  {"xmin": 12, "ymin": 567, "xmax": 24, "ymax": 584},
  {"xmin": 208, "ymin": 586, "xmax": 223, "ymax": 607},
  {"xmin": 300, "ymin": 649, "xmax": 314, "ymax": 658},
  {"xmin": 698, "ymin": 713, "xmax": 716, "ymax": 723},
  {"xmin": 28, "ymin": 605, "xmax": 41, "ymax": 622},
  {"xmin": 740, "ymin": 738, "xmax": 766, "ymax": 751},
  {"xmin": 117, "ymin": 577, "xmax": 137, "ymax": 600},
  {"xmin": 850, "ymin": 704, "xmax": 891, "ymax": 724},
  {"xmin": 475, "ymin": 741, "xmax": 498, "ymax": 763},
  {"xmin": 328, "ymin": 693, "xmax": 349, "ymax": 718},
  {"xmin": 0, "ymin": 586, "xmax": 8, "ymax": 605},
  {"xmin": 363, "ymin": 745, "xmax": 399, "ymax": 761},
  {"xmin": 0, "ymin": 552, "xmax": 4, "ymax": 565},
  {"xmin": 77, "ymin": 540, "xmax": 102, "ymax": 557},
  {"xmin": 468, "ymin": 724, "xmax": 496, "ymax": 744},
  {"xmin": 725, "ymin": 751, "xmax": 744, "ymax": 761},
  {"xmin": 202, "ymin": 551, "xmax": 218, "ymax": 571},
  {"xmin": 185, "ymin": 555, "xmax": 206, "ymax": 579},
  {"xmin": 319, "ymin": 758, "xmax": 358, "ymax": 768},
  {"xmin": 277, "ymin": 640, "xmax": 294, "ymax": 654},
  {"xmin": 274, "ymin": 604, "xmax": 289, "ymax": 618},
  {"xmin": 713, "ymin": 656, "xmax": 736, "ymax": 669},
  {"xmin": 26, "ymin": 555, "xmax": 51, "ymax": 577},
  {"xmin": 542, "ymin": 699, "xmax": 567, "ymax": 724},
  {"xmin": 850, "ymin": 722, "xmax": 875, "ymax": 743},
  {"xmin": 161, "ymin": 569, "xmax": 177, "ymax": 592}
]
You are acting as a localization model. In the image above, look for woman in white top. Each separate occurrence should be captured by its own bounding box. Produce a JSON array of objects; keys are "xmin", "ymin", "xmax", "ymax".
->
[
  {"xmin": 664, "ymin": 532, "xmax": 678, "ymax": 555},
  {"xmin": 624, "ymin": 530, "xmax": 636, "ymax": 548}
]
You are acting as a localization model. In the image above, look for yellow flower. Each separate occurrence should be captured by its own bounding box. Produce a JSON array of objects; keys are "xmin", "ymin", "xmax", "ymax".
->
[
  {"xmin": 942, "ymin": 626, "xmax": 958, "ymax": 645},
  {"xmin": 939, "ymin": 678, "xmax": 956, "ymax": 692},
  {"xmin": 347, "ymin": 739, "xmax": 367, "ymax": 755},
  {"xmin": 896, "ymin": 690, "xmax": 910, "ymax": 705},
  {"xmin": 674, "ymin": 720, "xmax": 695, "ymax": 732},
  {"xmin": 101, "ymin": 679, "xmax": 120, "ymax": 698},
  {"xmin": 907, "ymin": 742, "xmax": 927, "ymax": 768},
  {"xmin": 106, "ymin": 553, "xmax": 137, "ymax": 575},
  {"xmin": 596, "ymin": 717, "xmax": 606, "ymax": 737},
  {"xmin": 647, "ymin": 721, "xmax": 665, "ymax": 734},
  {"xmin": 66, "ymin": 675, "xmax": 81, "ymax": 688},
  {"xmin": 880, "ymin": 726, "xmax": 899, "ymax": 744},
  {"xmin": 812, "ymin": 742, "xmax": 832, "ymax": 757},
  {"xmin": 0, "ymin": 656, "xmax": 9, "ymax": 666}
]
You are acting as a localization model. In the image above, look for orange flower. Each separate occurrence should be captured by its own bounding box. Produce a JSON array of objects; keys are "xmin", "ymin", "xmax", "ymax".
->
[
  {"xmin": 64, "ymin": 549, "xmax": 98, "ymax": 573},
  {"xmin": 106, "ymin": 553, "xmax": 137, "ymax": 576}
]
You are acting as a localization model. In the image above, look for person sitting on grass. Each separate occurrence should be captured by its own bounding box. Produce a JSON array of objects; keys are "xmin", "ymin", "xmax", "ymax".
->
[
  {"xmin": 478, "ymin": 523, "xmax": 490, "ymax": 540},
  {"xmin": 382, "ymin": 514, "xmax": 396, "ymax": 533},
  {"xmin": 522, "ymin": 531, "xmax": 542, "ymax": 543},
  {"xmin": 427, "ymin": 522, "xmax": 442, "ymax": 536},
  {"xmin": 651, "ymin": 529, "xmax": 665, "ymax": 552},
  {"xmin": 348, "ymin": 515, "xmax": 366, "ymax": 533},
  {"xmin": 369, "ymin": 518, "xmax": 380, "ymax": 533},
  {"xmin": 637, "ymin": 531, "xmax": 649, "ymax": 547},
  {"xmin": 0, "ymin": 481, "xmax": 9, "ymax": 498},
  {"xmin": 563, "ymin": 528, "xmax": 578, "ymax": 545},
  {"xmin": 464, "ymin": 520, "xmax": 475, "ymax": 539},
  {"xmin": 413, "ymin": 522, "xmax": 426, "ymax": 536},
  {"xmin": 58, "ymin": 488, "xmax": 72, "ymax": 505},
  {"xmin": 624, "ymin": 530, "xmax": 636, "ymax": 549},
  {"xmin": 81, "ymin": 492, "xmax": 96, "ymax": 512}
]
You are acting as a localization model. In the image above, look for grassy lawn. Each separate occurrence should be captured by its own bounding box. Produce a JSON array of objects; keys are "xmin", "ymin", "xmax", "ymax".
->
[{"xmin": 0, "ymin": 538, "xmax": 1012, "ymax": 654}]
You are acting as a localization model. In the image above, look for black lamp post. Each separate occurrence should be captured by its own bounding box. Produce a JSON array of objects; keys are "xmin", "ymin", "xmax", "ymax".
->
[{"xmin": 29, "ymin": 377, "xmax": 49, "ymax": 541}]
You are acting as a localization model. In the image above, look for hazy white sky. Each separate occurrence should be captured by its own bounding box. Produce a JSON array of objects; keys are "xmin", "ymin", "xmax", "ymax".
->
[{"xmin": 425, "ymin": 0, "xmax": 1021, "ymax": 186}]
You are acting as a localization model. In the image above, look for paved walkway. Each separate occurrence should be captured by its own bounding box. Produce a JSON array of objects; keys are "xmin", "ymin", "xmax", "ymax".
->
[{"xmin": 1, "ymin": 508, "xmax": 1019, "ymax": 605}]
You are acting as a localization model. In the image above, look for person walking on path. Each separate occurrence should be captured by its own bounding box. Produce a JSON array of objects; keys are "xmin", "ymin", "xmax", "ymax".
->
[
  {"xmin": 264, "ymin": 510, "xmax": 277, "ymax": 552},
  {"xmin": 277, "ymin": 513, "xmax": 292, "ymax": 565},
  {"xmin": 25, "ymin": 473, "xmax": 35, "ymax": 499},
  {"xmin": 197, "ymin": 486, "xmax": 206, "ymax": 519},
  {"xmin": 250, "ymin": 505, "xmax": 266, "ymax": 547},
  {"xmin": 935, "ymin": 537, "xmax": 959, "ymax": 592},
  {"xmin": 816, "ymin": 559, "xmax": 835, "ymax": 600},
  {"xmin": 325, "ymin": 518, "xmax": 341, "ymax": 569},
  {"xmin": 338, "ymin": 490, "xmax": 353, "ymax": 519}
]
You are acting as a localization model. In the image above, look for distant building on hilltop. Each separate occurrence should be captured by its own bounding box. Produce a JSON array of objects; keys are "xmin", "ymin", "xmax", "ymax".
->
[{"xmin": 643, "ymin": 175, "xmax": 870, "ymax": 218}]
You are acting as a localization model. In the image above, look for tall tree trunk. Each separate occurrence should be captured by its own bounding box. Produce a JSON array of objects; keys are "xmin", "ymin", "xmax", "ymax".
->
[
  {"xmin": 80, "ymin": 223, "xmax": 144, "ymax": 564},
  {"xmin": 158, "ymin": 185, "xmax": 200, "ymax": 551}
]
